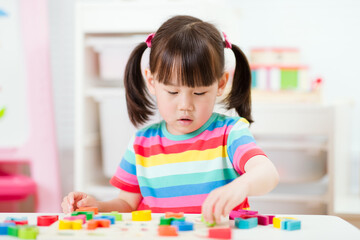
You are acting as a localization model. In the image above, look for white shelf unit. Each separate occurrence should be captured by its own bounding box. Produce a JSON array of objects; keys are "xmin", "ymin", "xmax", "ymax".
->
[{"xmin": 74, "ymin": 1, "xmax": 359, "ymax": 216}]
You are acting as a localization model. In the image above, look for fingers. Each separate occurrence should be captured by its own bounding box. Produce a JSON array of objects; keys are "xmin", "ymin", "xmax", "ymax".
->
[
  {"xmin": 201, "ymin": 191, "xmax": 219, "ymax": 224},
  {"xmin": 61, "ymin": 192, "xmax": 88, "ymax": 214}
]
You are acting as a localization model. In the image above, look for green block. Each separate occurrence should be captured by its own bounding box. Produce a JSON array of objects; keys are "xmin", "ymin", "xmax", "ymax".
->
[
  {"xmin": 102, "ymin": 211, "xmax": 122, "ymax": 221},
  {"xmin": 0, "ymin": 107, "xmax": 6, "ymax": 119},
  {"xmin": 159, "ymin": 216, "xmax": 172, "ymax": 225},
  {"xmin": 71, "ymin": 211, "xmax": 93, "ymax": 220},
  {"xmin": 281, "ymin": 69, "xmax": 298, "ymax": 89},
  {"xmin": 201, "ymin": 215, "xmax": 216, "ymax": 227},
  {"xmin": 18, "ymin": 226, "xmax": 39, "ymax": 239},
  {"xmin": 7, "ymin": 225, "xmax": 19, "ymax": 237}
]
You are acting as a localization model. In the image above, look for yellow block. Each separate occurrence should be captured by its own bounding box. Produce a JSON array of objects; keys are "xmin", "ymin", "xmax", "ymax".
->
[
  {"xmin": 72, "ymin": 220, "xmax": 83, "ymax": 230},
  {"xmin": 273, "ymin": 217, "xmax": 297, "ymax": 229},
  {"xmin": 132, "ymin": 210, "xmax": 152, "ymax": 221},
  {"xmin": 58, "ymin": 220, "xmax": 72, "ymax": 230}
]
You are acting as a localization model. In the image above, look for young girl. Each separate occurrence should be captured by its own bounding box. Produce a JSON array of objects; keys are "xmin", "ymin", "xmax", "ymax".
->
[{"xmin": 62, "ymin": 15, "xmax": 279, "ymax": 224}]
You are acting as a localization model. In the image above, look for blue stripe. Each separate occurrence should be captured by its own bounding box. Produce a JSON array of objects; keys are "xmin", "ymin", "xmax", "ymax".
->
[
  {"xmin": 140, "ymin": 179, "xmax": 233, "ymax": 198},
  {"xmin": 227, "ymin": 136, "xmax": 256, "ymax": 162},
  {"xmin": 120, "ymin": 157, "xmax": 137, "ymax": 175}
]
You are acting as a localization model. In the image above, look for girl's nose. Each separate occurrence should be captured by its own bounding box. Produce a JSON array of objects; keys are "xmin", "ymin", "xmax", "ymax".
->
[{"xmin": 178, "ymin": 94, "xmax": 194, "ymax": 111}]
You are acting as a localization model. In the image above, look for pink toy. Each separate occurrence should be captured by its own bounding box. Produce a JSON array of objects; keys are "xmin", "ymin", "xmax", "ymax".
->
[
  {"xmin": 208, "ymin": 228, "xmax": 232, "ymax": 239},
  {"xmin": 229, "ymin": 210, "xmax": 258, "ymax": 220},
  {"xmin": 64, "ymin": 215, "xmax": 87, "ymax": 224}
]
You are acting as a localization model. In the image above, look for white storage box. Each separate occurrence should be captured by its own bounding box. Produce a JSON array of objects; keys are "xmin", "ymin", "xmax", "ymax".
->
[
  {"xmin": 264, "ymin": 148, "xmax": 327, "ymax": 183},
  {"xmin": 86, "ymin": 35, "xmax": 149, "ymax": 81},
  {"xmin": 94, "ymin": 89, "xmax": 161, "ymax": 178}
]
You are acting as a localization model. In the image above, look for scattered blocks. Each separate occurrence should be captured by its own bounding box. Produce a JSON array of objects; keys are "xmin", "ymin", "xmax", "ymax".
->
[
  {"xmin": 76, "ymin": 207, "xmax": 98, "ymax": 214},
  {"xmin": 17, "ymin": 226, "xmax": 39, "ymax": 239},
  {"xmin": 208, "ymin": 228, "xmax": 232, "ymax": 239},
  {"xmin": 87, "ymin": 219, "xmax": 111, "ymax": 230},
  {"xmin": 94, "ymin": 215, "xmax": 116, "ymax": 224},
  {"xmin": 37, "ymin": 215, "xmax": 59, "ymax": 226},
  {"xmin": 0, "ymin": 222, "xmax": 16, "ymax": 235},
  {"xmin": 132, "ymin": 210, "xmax": 152, "ymax": 221},
  {"xmin": 201, "ymin": 215, "xmax": 216, "ymax": 227},
  {"xmin": 273, "ymin": 217, "xmax": 296, "ymax": 229},
  {"xmin": 101, "ymin": 211, "xmax": 123, "ymax": 221},
  {"xmin": 71, "ymin": 211, "xmax": 93, "ymax": 220},
  {"xmin": 58, "ymin": 220, "xmax": 83, "ymax": 230},
  {"xmin": 165, "ymin": 212, "xmax": 184, "ymax": 218},
  {"xmin": 229, "ymin": 210, "xmax": 258, "ymax": 220},
  {"xmin": 171, "ymin": 220, "xmax": 193, "ymax": 231},
  {"xmin": 235, "ymin": 216, "xmax": 258, "ymax": 229},
  {"xmin": 281, "ymin": 219, "xmax": 301, "ymax": 231},
  {"xmin": 5, "ymin": 216, "xmax": 28, "ymax": 225},
  {"xmin": 158, "ymin": 225, "xmax": 178, "ymax": 236}
]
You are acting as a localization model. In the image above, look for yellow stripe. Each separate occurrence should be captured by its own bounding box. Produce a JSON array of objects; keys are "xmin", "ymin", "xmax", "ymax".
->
[
  {"xmin": 238, "ymin": 118, "xmax": 249, "ymax": 124},
  {"xmin": 136, "ymin": 146, "xmax": 228, "ymax": 167}
]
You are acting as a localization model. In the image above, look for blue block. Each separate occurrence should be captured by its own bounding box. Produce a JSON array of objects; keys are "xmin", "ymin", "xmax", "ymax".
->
[
  {"xmin": 235, "ymin": 217, "xmax": 258, "ymax": 229},
  {"xmin": 171, "ymin": 220, "xmax": 194, "ymax": 231},
  {"xmin": 282, "ymin": 219, "xmax": 301, "ymax": 231},
  {"xmin": 94, "ymin": 215, "xmax": 115, "ymax": 224},
  {"xmin": 5, "ymin": 217, "xmax": 27, "ymax": 222},
  {"xmin": 0, "ymin": 222, "xmax": 16, "ymax": 235}
]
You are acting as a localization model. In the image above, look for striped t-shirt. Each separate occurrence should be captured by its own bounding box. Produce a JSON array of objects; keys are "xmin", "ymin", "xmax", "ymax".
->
[{"xmin": 110, "ymin": 112, "xmax": 265, "ymax": 213}]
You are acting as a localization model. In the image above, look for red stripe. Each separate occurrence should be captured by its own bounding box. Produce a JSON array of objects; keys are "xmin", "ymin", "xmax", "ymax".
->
[
  {"xmin": 239, "ymin": 149, "xmax": 267, "ymax": 173},
  {"xmin": 137, "ymin": 198, "xmax": 249, "ymax": 213},
  {"xmin": 109, "ymin": 176, "xmax": 140, "ymax": 193},
  {"xmin": 134, "ymin": 135, "xmax": 227, "ymax": 157}
]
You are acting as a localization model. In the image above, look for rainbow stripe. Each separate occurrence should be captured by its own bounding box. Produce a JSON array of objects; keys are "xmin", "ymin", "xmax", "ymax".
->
[{"xmin": 110, "ymin": 113, "xmax": 265, "ymax": 212}]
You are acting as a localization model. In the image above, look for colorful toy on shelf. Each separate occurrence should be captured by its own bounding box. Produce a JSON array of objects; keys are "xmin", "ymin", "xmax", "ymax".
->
[{"xmin": 131, "ymin": 210, "xmax": 152, "ymax": 221}]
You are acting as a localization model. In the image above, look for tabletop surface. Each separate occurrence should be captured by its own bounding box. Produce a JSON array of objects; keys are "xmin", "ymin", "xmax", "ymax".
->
[{"xmin": 1, "ymin": 213, "xmax": 359, "ymax": 240}]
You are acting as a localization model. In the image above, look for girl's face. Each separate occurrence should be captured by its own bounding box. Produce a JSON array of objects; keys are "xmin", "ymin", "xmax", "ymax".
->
[{"xmin": 145, "ymin": 69, "xmax": 229, "ymax": 135}]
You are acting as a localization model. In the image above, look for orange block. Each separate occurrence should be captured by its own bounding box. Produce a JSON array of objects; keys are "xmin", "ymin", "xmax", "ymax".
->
[
  {"xmin": 76, "ymin": 207, "xmax": 98, "ymax": 214},
  {"xmin": 158, "ymin": 225, "xmax": 178, "ymax": 236},
  {"xmin": 87, "ymin": 219, "xmax": 110, "ymax": 230},
  {"xmin": 165, "ymin": 212, "xmax": 184, "ymax": 219}
]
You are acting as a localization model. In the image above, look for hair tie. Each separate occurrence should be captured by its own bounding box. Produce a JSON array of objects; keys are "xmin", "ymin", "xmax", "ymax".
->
[
  {"xmin": 222, "ymin": 32, "xmax": 232, "ymax": 49},
  {"xmin": 145, "ymin": 33, "xmax": 155, "ymax": 48}
]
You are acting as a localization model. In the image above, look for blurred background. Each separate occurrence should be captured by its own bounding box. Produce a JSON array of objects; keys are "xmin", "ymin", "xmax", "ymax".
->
[{"xmin": 0, "ymin": 0, "xmax": 359, "ymax": 228}]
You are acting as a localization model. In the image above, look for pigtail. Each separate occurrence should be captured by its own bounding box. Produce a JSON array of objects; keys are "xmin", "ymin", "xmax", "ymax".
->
[
  {"xmin": 224, "ymin": 44, "xmax": 253, "ymax": 124},
  {"xmin": 124, "ymin": 42, "xmax": 155, "ymax": 127}
]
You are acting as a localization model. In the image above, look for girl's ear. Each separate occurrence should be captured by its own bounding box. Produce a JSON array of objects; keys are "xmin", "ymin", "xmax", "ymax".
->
[
  {"xmin": 217, "ymin": 71, "xmax": 229, "ymax": 96},
  {"xmin": 145, "ymin": 68, "xmax": 155, "ymax": 95}
]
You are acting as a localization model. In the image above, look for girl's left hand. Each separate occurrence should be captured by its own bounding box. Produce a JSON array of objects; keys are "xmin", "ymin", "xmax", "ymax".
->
[{"xmin": 201, "ymin": 179, "xmax": 249, "ymax": 224}]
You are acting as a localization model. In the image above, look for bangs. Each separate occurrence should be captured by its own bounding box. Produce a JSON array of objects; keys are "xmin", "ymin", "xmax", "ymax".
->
[{"xmin": 151, "ymin": 34, "xmax": 223, "ymax": 87}]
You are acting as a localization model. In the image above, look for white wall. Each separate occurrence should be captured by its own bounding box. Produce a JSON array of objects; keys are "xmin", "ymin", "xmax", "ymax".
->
[{"xmin": 48, "ymin": 0, "xmax": 360, "ymax": 196}]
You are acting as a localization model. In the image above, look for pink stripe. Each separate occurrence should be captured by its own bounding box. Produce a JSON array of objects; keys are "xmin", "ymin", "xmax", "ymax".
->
[
  {"xmin": 114, "ymin": 167, "xmax": 138, "ymax": 185},
  {"xmin": 142, "ymin": 194, "xmax": 208, "ymax": 208},
  {"xmin": 232, "ymin": 143, "xmax": 258, "ymax": 173},
  {"xmin": 135, "ymin": 125, "xmax": 231, "ymax": 147}
]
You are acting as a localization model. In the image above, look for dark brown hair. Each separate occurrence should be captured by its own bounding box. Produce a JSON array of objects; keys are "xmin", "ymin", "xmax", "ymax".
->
[{"xmin": 124, "ymin": 15, "xmax": 253, "ymax": 127}]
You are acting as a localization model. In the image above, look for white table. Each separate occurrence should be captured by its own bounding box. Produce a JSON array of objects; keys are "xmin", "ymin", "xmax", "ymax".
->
[{"xmin": 1, "ymin": 213, "xmax": 359, "ymax": 239}]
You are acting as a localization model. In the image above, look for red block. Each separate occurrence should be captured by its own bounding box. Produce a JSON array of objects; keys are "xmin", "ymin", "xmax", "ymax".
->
[{"xmin": 208, "ymin": 228, "xmax": 232, "ymax": 239}]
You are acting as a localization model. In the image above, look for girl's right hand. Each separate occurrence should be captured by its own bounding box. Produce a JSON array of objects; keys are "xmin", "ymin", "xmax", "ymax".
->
[{"xmin": 61, "ymin": 192, "xmax": 98, "ymax": 214}]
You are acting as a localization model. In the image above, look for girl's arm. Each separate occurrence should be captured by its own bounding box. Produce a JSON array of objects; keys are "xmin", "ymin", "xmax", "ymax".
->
[
  {"xmin": 62, "ymin": 190, "xmax": 142, "ymax": 213},
  {"xmin": 201, "ymin": 155, "xmax": 279, "ymax": 224}
]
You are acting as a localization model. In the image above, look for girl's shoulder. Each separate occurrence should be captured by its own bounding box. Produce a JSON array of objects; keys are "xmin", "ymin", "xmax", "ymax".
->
[
  {"xmin": 212, "ymin": 112, "xmax": 249, "ymax": 128},
  {"xmin": 134, "ymin": 121, "xmax": 163, "ymax": 138}
]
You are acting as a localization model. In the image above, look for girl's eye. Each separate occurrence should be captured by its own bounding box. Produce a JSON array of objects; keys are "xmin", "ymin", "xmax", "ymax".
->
[
  {"xmin": 194, "ymin": 92, "xmax": 206, "ymax": 96},
  {"xmin": 168, "ymin": 91, "xmax": 178, "ymax": 95}
]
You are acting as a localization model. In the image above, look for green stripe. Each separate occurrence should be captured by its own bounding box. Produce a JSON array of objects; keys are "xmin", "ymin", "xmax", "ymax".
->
[{"xmin": 137, "ymin": 168, "xmax": 238, "ymax": 188}]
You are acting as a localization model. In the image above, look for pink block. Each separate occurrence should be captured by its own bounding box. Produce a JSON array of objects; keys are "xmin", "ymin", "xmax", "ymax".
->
[
  {"xmin": 64, "ymin": 215, "xmax": 86, "ymax": 224},
  {"xmin": 229, "ymin": 210, "xmax": 258, "ymax": 220}
]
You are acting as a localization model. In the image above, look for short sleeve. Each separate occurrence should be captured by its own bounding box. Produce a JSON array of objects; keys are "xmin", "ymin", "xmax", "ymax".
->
[
  {"xmin": 110, "ymin": 135, "xmax": 141, "ymax": 193},
  {"xmin": 227, "ymin": 118, "xmax": 266, "ymax": 174}
]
